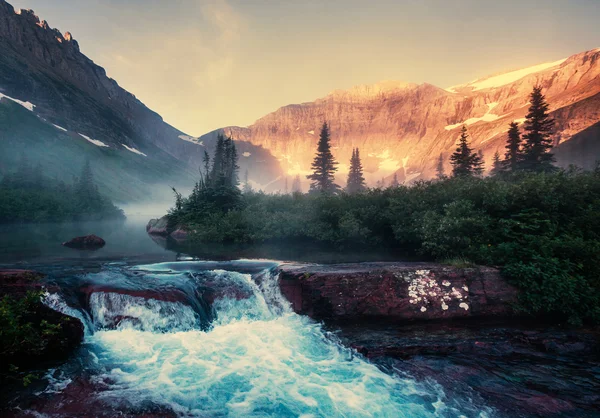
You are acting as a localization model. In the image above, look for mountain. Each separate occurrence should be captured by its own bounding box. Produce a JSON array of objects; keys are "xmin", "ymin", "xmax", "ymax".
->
[
  {"xmin": 214, "ymin": 48, "xmax": 600, "ymax": 187},
  {"xmin": 0, "ymin": 1, "xmax": 282, "ymax": 201}
]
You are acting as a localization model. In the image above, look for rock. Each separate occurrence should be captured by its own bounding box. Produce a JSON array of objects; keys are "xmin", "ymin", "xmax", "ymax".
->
[
  {"xmin": 146, "ymin": 217, "xmax": 169, "ymax": 236},
  {"xmin": 170, "ymin": 228, "xmax": 188, "ymax": 241},
  {"xmin": 62, "ymin": 234, "xmax": 105, "ymax": 249},
  {"xmin": 278, "ymin": 262, "xmax": 518, "ymax": 321},
  {"xmin": 146, "ymin": 217, "xmax": 189, "ymax": 242},
  {"xmin": 0, "ymin": 270, "xmax": 84, "ymax": 372}
]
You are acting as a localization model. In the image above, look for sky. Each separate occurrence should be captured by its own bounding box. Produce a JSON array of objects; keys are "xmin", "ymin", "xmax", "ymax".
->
[{"xmin": 8, "ymin": 0, "xmax": 600, "ymax": 136}]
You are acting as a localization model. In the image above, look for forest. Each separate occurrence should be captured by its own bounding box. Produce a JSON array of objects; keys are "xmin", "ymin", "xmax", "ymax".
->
[
  {"xmin": 0, "ymin": 156, "xmax": 125, "ymax": 223},
  {"xmin": 166, "ymin": 86, "xmax": 600, "ymax": 324}
]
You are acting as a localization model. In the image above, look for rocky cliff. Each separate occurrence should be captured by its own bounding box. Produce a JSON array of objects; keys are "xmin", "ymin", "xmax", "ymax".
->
[
  {"xmin": 0, "ymin": 1, "xmax": 282, "ymax": 199},
  {"xmin": 217, "ymin": 48, "xmax": 600, "ymax": 187}
]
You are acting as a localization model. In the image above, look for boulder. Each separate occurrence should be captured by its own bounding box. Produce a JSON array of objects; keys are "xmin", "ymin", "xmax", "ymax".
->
[
  {"xmin": 62, "ymin": 234, "xmax": 105, "ymax": 249},
  {"xmin": 146, "ymin": 216, "xmax": 169, "ymax": 236},
  {"xmin": 278, "ymin": 262, "xmax": 518, "ymax": 321}
]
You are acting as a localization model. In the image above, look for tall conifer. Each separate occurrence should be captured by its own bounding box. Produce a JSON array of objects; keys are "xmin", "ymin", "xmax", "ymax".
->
[
  {"xmin": 307, "ymin": 122, "xmax": 339, "ymax": 193},
  {"xmin": 522, "ymin": 86, "xmax": 555, "ymax": 171}
]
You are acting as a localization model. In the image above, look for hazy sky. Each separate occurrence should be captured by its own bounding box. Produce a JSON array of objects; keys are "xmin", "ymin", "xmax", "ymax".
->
[{"xmin": 9, "ymin": 0, "xmax": 600, "ymax": 136}]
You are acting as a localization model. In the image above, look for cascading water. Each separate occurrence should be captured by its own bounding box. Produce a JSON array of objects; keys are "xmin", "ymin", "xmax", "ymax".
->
[{"xmin": 38, "ymin": 261, "xmax": 492, "ymax": 417}]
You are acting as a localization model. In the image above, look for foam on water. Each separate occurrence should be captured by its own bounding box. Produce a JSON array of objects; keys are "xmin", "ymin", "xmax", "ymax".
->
[
  {"xmin": 89, "ymin": 292, "xmax": 199, "ymax": 332},
  {"xmin": 43, "ymin": 263, "xmax": 492, "ymax": 417}
]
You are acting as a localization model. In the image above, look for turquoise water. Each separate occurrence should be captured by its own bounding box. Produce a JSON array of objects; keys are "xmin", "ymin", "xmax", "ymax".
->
[{"xmin": 43, "ymin": 261, "xmax": 492, "ymax": 417}]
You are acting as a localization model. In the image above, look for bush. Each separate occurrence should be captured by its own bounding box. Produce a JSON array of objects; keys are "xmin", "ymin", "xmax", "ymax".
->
[{"xmin": 167, "ymin": 170, "xmax": 600, "ymax": 324}]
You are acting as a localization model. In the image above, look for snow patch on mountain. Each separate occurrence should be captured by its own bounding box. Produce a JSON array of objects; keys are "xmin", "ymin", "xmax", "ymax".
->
[
  {"xmin": 0, "ymin": 92, "xmax": 36, "ymax": 111},
  {"xmin": 52, "ymin": 124, "xmax": 67, "ymax": 132},
  {"xmin": 445, "ymin": 102, "xmax": 503, "ymax": 130},
  {"xmin": 79, "ymin": 133, "xmax": 109, "ymax": 148},
  {"xmin": 122, "ymin": 144, "xmax": 147, "ymax": 156},
  {"xmin": 513, "ymin": 118, "xmax": 527, "ymax": 125},
  {"xmin": 178, "ymin": 134, "xmax": 204, "ymax": 146},
  {"xmin": 242, "ymin": 152, "xmax": 251, "ymax": 157},
  {"xmin": 469, "ymin": 58, "xmax": 567, "ymax": 91}
]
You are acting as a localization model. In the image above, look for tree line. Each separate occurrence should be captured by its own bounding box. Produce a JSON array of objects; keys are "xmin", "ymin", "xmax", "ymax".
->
[
  {"xmin": 302, "ymin": 85, "xmax": 557, "ymax": 193},
  {"xmin": 0, "ymin": 156, "xmax": 124, "ymax": 223}
]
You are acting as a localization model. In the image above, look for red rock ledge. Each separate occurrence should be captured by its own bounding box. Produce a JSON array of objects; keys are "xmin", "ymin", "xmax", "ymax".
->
[{"xmin": 278, "ymin": 262, "xmax": 518, "ymax": 321}]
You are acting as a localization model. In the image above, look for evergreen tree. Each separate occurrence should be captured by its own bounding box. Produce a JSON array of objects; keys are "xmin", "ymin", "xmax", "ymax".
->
[
  {"xmin": 210, "ymin": 134, "xmax": 226, "ymax": 187},
  {"xmin": 436, "ymin": 153, "xmax": 446, "ymax": 179},
  {"xmin": 202, "ymin": 150, "xmax": 211, "ymax": 180},
  {"xmin": 504, "ymin": 122, "xmax": 523, "ymax": 172},
  {"xmin": 390, "ymin": 172, "xmax": 399, "ymax": 188},
  {"xmin": 522, "ymin": 86, "xmax": 556, "ymax": 171},
  {"xmin": 450, "ymin": 126, "xmax": 483, "ymax": 177},
  {"xmin": 291, "ymin": 175, "xmax": 302, "ymax": 194},
  {"xmin": 224, "ymin": 136, "xmax": 239, "ymax": 187},
  {"xmin": 490, "ymin": 151, "xmax": 504, "ymax": 176},
  {"xmin": 284, "ymin": 177, "xmax": 289, "ymax": 194},
  {"xmin": 307, "ymin": 122, "xmax": 339, "ymax": 193},
  {"xmin": 346, "ymin": 148, "xmax": 366, "ymax": 194},
  {"xmin": 475, "ymin": 150, "xmax": 485, "ymax": 176},
  {"xmin": 242, "ymin": 169, "xmax": 253, "ymax": 193}
]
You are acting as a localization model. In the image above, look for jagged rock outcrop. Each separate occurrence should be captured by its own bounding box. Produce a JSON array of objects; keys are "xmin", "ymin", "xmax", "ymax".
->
[
  {"xmin": 279, "ymin": 262, "xmax": 518, "ymax": 321},
  {"xmin": 216, "ymin": 48, "xmax": 600, "ymax": 187}
]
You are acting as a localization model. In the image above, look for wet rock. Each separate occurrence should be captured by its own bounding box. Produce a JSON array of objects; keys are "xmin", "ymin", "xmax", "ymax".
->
[
  {"xmin": 62, "ymin": 234, "xmax": 105, "ymax": 249},
  {"xmin": 279, "ymin": 262, "xmax": 518, "ymax": 321}
]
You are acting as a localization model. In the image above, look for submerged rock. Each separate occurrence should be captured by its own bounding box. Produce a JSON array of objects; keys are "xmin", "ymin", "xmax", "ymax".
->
[
  {"xmin": 62, "ymin": 234, "xmax": 105, "ymax": 249},
  {"xmin": 278, "ymin": 262, "xmax": 518, "ymax": 321}
]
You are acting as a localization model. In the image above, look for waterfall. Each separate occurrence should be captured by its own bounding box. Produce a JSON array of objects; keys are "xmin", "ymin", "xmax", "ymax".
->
[
  {"xmin": 88, "ymin": 292, "xmax": 200, "ymax": 332},
  {"xmin": 37, "ymin": 261, "xmax": 492, "ymax": 417}
]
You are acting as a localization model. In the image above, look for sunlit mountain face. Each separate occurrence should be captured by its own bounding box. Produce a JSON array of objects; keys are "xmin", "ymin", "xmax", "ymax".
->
[{"xmin": 211, "ymin": 48, "xmax": 600, "ymax": 189}]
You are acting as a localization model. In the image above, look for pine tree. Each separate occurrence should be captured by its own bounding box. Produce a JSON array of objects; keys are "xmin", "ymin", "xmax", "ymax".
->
[
  {"xmin": 224, "ymin": 136, "xmax": 239, "ymax": 187},
  {"xmin": 490, "ymin": 151, "xmax": 504, "ymax": 176},
  {"xmin": 210, "ymin": 134, "xmax": 226, "ymax": 187},
  {"xmin": 522, "ymin": 86, "xmax": 556, "ymax": 172},
  {"xmin": 436, "ymin": 153, "xmax": 446, "ymax": 179},
  {"xmin": 284, "ymin": 177, "xmax": 288, "ymax": 194},
  {"xmin": 307, "ymin": 122, "xmax": 339, "ymax": 193},
  {"xmin": 202, "ymin": 150, "xmax": 211, "ymax": 180},
  {"xmin": 346, "ymin": 148, "xmax": 366, "ymax": 194},
  {"xmin": 504, "ymin": 122, "xmax": 523, "ymax": 172},
  {"xmin": 291, "ymin": 175, "xmax": 302, "ymax": 194},
  {"xmin": 390, "ymin": 172, "xmax": 399, "ymax": 188},
  {"xmin": 242, "ymin": 169, "xmax": 253, "ymax": 193},
  {"xmin": 475, "ymin": 150, "xmax": 485, "ymax": 176},
  {"xmin": 450, "ymin": 126, "xmax": 483, "ymax": 177}
]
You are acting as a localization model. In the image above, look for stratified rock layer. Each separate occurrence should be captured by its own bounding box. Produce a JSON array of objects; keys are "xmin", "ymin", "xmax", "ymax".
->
[{"xmin": 278, "ymin": 262, "xmax": 518, "ymax": 321}]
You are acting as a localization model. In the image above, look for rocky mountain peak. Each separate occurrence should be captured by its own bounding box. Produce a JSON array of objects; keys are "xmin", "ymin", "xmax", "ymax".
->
[{"xmin": 326, "ymin": 80, "xmax": 420, "ymax": 100}]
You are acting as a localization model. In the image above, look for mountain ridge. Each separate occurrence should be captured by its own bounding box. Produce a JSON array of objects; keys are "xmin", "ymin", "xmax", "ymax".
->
[
  {"xmin": 213, "ymin": 47, "xmax": 600, "ymax": 187},
  {"xmin": 0, "ymin": 0, "xmax": 283, "ymax": 199}
]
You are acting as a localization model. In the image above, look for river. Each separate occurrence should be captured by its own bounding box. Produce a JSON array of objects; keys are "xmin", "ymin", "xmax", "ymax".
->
[{"xmin": 0, "ymin": 218, "xmax": 598, "ymax": 417}]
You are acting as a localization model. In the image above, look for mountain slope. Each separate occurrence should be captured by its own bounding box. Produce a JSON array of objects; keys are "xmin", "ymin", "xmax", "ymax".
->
[
  {"xmin": 0, "ymin": 1, "xmax": 282, "ymax": 200},
  {"xmin": 215, "ymin": 48, "xmax": 600, "ymax": 187}
]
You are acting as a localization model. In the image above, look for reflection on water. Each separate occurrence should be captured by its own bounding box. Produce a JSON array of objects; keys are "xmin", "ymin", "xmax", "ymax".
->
[
  {"xmin": 0, "ymin": 217, "xmax": 173, "ymax": 265},
  {"xmin": 0, "ymin": 217, "xmax": 413, "ymax": 266}
]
